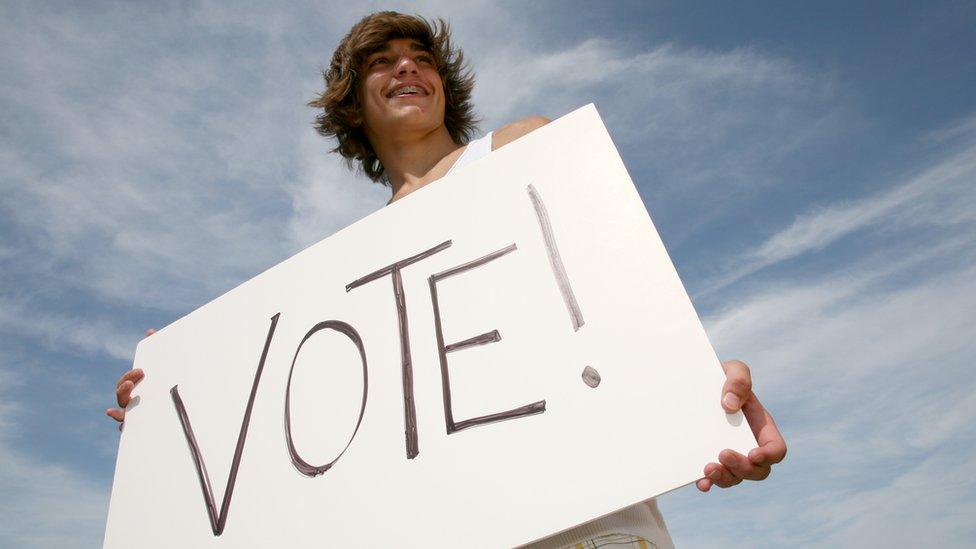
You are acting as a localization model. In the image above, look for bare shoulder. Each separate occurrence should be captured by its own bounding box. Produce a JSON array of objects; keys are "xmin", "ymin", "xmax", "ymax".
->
[{"xmin": 491, "ymin": 115, "xmax": 552, "ymax": 150}]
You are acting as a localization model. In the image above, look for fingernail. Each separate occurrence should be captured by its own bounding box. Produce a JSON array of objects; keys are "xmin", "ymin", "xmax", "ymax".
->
[{"xmin": 723, "ymin": 392, "xmax": 741, "ymax": 410}]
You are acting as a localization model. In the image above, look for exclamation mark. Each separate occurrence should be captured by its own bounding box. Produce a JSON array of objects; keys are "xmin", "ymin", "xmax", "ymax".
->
[{"xmin": 526, "ymin": 184, "xmax": 600, "ymax": 388}]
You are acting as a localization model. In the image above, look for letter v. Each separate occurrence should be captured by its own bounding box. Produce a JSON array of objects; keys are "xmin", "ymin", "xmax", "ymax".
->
[{"xmin": 169, "ymin": 313, "xmax": 280, "ymax": 536}]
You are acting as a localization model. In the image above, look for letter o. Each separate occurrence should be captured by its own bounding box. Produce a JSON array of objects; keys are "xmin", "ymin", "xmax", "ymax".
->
[{"xmin": 284, "ymin": 320, "xmax": 368, "ymax": 477}]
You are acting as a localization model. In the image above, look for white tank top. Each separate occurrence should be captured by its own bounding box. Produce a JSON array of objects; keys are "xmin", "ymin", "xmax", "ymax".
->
[{"xmin": 445, "ymin": 131, "xmax": 494, "ymax": 176}]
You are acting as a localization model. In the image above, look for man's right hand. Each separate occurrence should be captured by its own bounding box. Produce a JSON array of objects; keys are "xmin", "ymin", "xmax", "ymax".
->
[{"xmin": 105, "ymin": 329, "xmax": 154, "ymax": 425}]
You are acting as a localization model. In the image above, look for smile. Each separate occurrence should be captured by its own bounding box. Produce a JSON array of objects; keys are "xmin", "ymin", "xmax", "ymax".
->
[{"xmin": 387, "ymin": 84, "xmax": 429, "ymax": 98}]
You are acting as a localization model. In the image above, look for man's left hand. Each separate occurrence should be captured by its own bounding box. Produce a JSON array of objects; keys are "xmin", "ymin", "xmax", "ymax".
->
[{"xmin": 697, "ymin": 359, "xmax": 787, "ymax": 491}]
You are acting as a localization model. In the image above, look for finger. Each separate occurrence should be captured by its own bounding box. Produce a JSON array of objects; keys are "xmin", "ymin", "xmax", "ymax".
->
[
  {"xmin": 145, "ymin": 328, "xmax": 156, "ymax": 337},
  {"xmin": 106, "ymin": 408, "xmax": 125, "ymax": 422},
  {"xmin": 698, "ymin": 462, "xmax": 725, "ymax": 491},
  {"xmin": 116, "ymin": 380, "xmax": 135, "ymax": 408},
  {"xmin": 704, "ymin": 461, "xmax": 723, "ymax": 478},
  {"xmin": 720, "ymin": 360, "xmax": 752, "ymax": 412},
  {"xmin": 741, "ymin": 394, "xmax": 787, "ymax": 466},
  {"xmin": 705, "ymin": 462, "xmax": 740, "ymax": 488},
  {"xmin": 705, "ymin": 463, "xmax": 736, "ymax": 488},
  {"xmin": 116, "ymin": 368, "xmax": 145, "ymax": 390},
  {"xmin": 719, "ymin": 449, "xmax": 771, "ymax": 481},
  {"xmin": 748, "ymin": 439, "xmax": 787, "ymax": 467}
]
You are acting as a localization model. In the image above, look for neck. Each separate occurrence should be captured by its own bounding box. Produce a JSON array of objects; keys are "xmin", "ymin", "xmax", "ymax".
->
[{"xmin": 370, "ymin": 124, "xmax": 461, "ymax": 203}]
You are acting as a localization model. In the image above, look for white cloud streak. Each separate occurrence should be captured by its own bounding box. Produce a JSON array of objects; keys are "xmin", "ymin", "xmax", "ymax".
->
[
  {"xmin": 476, "ymin": 38, "xmax": 835, "ymax": 182},
  {"xmin": 700, "ymin": 130, "xmax": 976, "ymax": 295},
  {"xmin": 753, "ymin": 143, "xmax": 976, "ymax": 262},
  {"xmin": 0, "ymin": 297, "xmax": 136, "ymax": 361}
]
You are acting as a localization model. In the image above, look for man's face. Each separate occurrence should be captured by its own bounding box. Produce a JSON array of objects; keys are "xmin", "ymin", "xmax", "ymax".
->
[{"xmin": 357, "ymin": 38, "xmax": 446, "ymax": 139}]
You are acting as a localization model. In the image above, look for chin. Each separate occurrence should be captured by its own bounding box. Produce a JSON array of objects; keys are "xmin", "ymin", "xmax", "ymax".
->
[{"xmin": 391, "ymin": 107, "xmax": 443, "ymax": 128}]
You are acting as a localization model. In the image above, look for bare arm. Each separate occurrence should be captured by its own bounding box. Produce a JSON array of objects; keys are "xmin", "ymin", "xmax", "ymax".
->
[{"xmin": 491, "ymin": 115, "xmax": 551, "ymax": 150}]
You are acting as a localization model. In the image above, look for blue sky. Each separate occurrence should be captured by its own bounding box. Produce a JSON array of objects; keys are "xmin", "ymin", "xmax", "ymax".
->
[{"xmin": 1, "ymin": 1, "xmax": 974, "ymax": 546}]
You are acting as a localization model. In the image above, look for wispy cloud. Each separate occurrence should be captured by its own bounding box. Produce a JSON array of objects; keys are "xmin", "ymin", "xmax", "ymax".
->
[
  {"xmin": 0, "ymin": 370, "xmax": 109, "ymax": 548},
  {"xmin": 0, "ymin": 297, "xmax": 136, "ymax": 361},
  {"xmin": 470, "ymin": 35, "xmax": 846, "ymax": 254},
  {"xmin": 699, "ymin": 130, "xmax": 976, "ymax": 295},
  {"xmin": 0, "ymin": 2, "xmax": 383, "ymax": 316},
  {"xmin": 0, "ymin": 442, "xmax": 110, "ymax": 549},
  {"xmin": 476, "ymin": 38, "xmax": 835, "ymax": 175},
  {"xmin": 287, "ymin": 131, "xmax": 391, "ymax": 249},
  {"xmin": 661, "ymin": 116, "xmax": 976, "ymax": 547},
  {"xmin": 664, "ymin": 233, "xmax": 976, "ymax": 547}
]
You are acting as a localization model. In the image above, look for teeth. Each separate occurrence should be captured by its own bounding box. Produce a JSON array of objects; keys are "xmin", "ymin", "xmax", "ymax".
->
[{"xmin": 392, "ymin": 86, "xmax": 423, "ymax": 96}]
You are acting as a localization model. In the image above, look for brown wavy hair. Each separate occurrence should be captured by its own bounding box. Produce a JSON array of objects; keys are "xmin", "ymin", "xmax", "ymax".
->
[{"xmin": 309, "ymin": 12, "xmax": 479, "ymax": 185}]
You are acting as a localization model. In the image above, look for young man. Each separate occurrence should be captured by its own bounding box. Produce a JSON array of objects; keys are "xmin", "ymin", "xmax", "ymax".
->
[
  {"xmin": 109, "ymin": 11, "xmax": 785, "ymax": 548},
  {"xmin": 306, "ymin": 11, "xmax": 549, "ymax": 202}
]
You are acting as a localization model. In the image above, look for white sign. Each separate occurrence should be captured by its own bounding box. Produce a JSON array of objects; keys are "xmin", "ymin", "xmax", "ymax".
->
[{"xmin": 104, "ymin": 104, "xmax": 756, "ymax": 548}]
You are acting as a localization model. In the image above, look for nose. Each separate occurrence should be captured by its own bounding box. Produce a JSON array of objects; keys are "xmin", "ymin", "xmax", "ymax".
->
[{"xmin": 395, "ymin": 55, "xmax": 419, "ymax": 75}]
